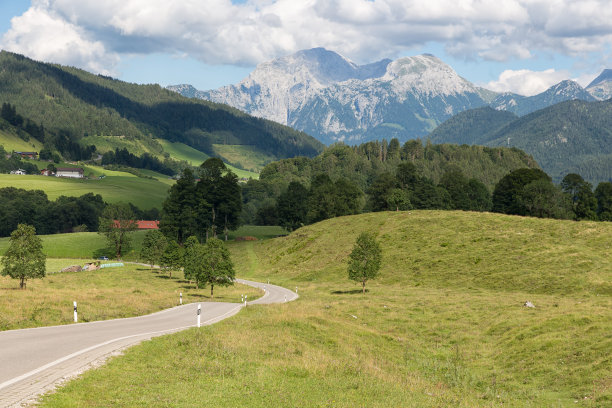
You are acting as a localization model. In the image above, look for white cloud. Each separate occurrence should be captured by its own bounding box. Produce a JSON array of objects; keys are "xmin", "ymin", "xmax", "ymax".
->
[
  {"xmin": 485, "ymin": 69, "xmax": 571, "ymax": 96},
  {"xmin": 1, "ymin": 3, "xmax": 119, "ymax": 75},
  {"xmin": 1, "ymin": 0, "xmax": 611, "ymax": 77}
]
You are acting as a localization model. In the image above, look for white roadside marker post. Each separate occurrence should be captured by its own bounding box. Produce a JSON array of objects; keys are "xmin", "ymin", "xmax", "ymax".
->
[
  {"xmin": 284, "ymin": 295, "xmax": 287, "ymax": 303},
  {"xmin": 296, "ymin": 286, "xmax": 298, "ymax": 294},
  {"xmin": 73, "ymin": 301, "xmax": 77, "ymax": 323},
  {"xmin": 197, "ymin": 304, "xmax": 201, "ymax": 328},
  {"xmin": 245, "ymin": 295, "xmax": 247, "ymax": 306},
  {"xmin": 180, "ymin": 292, "xmax": 182, "ymax": 305}
]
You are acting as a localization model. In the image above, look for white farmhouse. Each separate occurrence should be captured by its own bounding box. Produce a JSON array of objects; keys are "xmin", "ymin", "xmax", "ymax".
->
[{"xmin": 56, "ymin": 167, "xmax": 84, "ymax": 178}]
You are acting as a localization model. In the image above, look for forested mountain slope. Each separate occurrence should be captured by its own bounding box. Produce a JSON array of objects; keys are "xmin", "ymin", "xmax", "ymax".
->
[
  {"xmin": 0, "ymin": 51, "xmax": 323, "ymax": 161},
  {"xmin": 428, "ymin": 99, "xmax": 612, "ymax": 184}
]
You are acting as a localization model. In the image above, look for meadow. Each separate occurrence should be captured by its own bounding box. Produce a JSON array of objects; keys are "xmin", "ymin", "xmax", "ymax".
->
[
  {"xmin": 0, "ymin": 128, "xmax": 42, "ymax": 152},
  {"xmin": 37, "ymin": 211, "xmax": 611, "ymax": 407},
  {"xmin": 0, "ymin": 173, "xmax": 170, "ymax": 209},
  {"xmin": 0, "ymin": 226, "xmax": 271, "ymax": 331}
]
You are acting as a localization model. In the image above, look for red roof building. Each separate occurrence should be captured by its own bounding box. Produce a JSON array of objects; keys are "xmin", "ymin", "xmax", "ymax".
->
[
  {"xmin": 112, "ymin": 220, "xmax": 159, "ymax": 229},
  {"xmin": 137, "ymin": 220, "xmax": 160, "ymax": 229}
]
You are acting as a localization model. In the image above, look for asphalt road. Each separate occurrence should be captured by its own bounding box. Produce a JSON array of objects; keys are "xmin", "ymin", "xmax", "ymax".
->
[{"xmin": 0, "ymin": 279, "xmax": 298, "ymax": 407}]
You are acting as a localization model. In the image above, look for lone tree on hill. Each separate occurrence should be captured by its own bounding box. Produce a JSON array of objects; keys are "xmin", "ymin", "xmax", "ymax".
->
[
  {"xmin": 1, "ymin": 224, "xmax": 46, "ymax": 289},
  {"xmin": 98, "ymin": 203, "xmax": 137, "ymax": 259},
  {"xmin": 140, "ymin": 229, "xmax": 167, "ymax": 269},
  {"xmin": 348, "ymin": 232, "xmax": 382, "ymax": 294}
]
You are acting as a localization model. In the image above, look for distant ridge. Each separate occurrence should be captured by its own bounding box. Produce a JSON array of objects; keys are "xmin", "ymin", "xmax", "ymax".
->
[
  {"xmin": 169, "ymin": 47, "xmax": 610, "ymax": 146},
  {"xmin": 0, "ymin": 51, "xmax": 324, "ymax": 164}
]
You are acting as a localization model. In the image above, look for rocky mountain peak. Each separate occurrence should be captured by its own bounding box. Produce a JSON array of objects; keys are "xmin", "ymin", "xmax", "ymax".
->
[{"xmin": 586, "ymin": 69, "xmax": 612, "ymax": 100}]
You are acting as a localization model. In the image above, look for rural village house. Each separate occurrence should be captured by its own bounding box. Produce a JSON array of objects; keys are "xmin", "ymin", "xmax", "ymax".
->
[{"xmin": 55, "ymin": 167, "xmax": 84, "ymax": 178}]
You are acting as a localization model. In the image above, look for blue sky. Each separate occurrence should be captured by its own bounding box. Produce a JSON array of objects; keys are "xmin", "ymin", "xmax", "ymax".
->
[{"xmin": 1, "ymin": 1, "xmax": 610, "ymax": 95}]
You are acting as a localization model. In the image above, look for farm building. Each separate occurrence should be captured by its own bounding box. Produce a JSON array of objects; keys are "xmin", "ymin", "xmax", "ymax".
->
[
  {"xmin": 10, "ymin": 169, "xmax": 27, "ymax": 175},
  {"xmin": 56, "ymin": 167, "xmax": 84, "ymax": 178},
  {"xmin": 112, "ymin": 220, "xmax": 160, "ymax": 229},
  {"xmin": 15, "ymin": 151, "xmax": 38, "ymax": 159}
]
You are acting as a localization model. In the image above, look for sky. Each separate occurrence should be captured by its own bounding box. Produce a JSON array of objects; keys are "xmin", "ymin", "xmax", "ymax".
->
[{"xmin": 0, "ymin": 0, "xmax": 610, "ymax": 96}]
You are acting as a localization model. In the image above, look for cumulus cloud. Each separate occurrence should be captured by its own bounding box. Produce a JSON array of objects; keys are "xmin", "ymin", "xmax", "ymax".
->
[
  {"xmin": 1, "ymin": 3, "xmax": 119, "ymax": 75},
  {"xmin": 485, "ymin": 69, "xmax": 572, "ymax": 96},
  {"xmin": 1, "ymin": 0, "xmax": 611, "ymax": 76}
]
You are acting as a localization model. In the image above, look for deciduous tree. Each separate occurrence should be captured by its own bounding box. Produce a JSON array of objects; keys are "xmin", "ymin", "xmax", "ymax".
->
[
  {"xmin": 200, "ymin": 238, "xmax": 235, "ymax": 298},
  {"xmin": 98, "ymin": 203, "xmax": 137, "ymax": 259},
  {"xmin": 160, "ymin": 240, "xmax": 182, "ymax": 279},
  {"xmin": 348, "ymin": 232, "xmax": 382, "ymax": 294},
  {"xmin": 140, "ymin": 230, "xmax": 167, "ymax": 269},
  {"xmin": 1, "ymin": 224, "xmax": 46, "ymax": 289}
]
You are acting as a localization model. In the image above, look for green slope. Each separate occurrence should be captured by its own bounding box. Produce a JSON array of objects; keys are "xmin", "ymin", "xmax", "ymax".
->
[
  {"xmin": 0, "ymin": 127, "xmax": 43, "ymax": 152},
  {"xmin": 39, "ymin": 211, "xmax": 612, "ymax": 407},
  {"xmin": 0, "ymin": 51, "xmax": 323, "ymax": 162},
  {"xmin": 428, "ymin": 100, "xmax": 612, "ymax": 184},
  {"xmin": 0, "ymin": 174, "xmax": 170, "ymax": 209}
]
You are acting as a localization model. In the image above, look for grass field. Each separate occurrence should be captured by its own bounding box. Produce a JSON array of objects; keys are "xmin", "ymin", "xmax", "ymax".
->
[
  {"xmin": 212, "ymin": 144, "xmax": 274, "ymax": 173},
  {"xmin": 158, "ymin": 139, "xmax": 259, "ymax": 179},
  {"xmin": 38, "ymin": 211, "xmax": 612, "ymax": 407},
  {"xmin": 0, "ymin": 173, "xmax": 170, "ymax": 209},
  {"xmin": 0, "ymin": 128, "xmax": 43, "ymax": 152},
  {"xmin": 0, "ymin": 263, "xmax": 262, "ymax": 331},
  {"xmin": 0, "ymin": 230, "xmax": 148, "ymax": 259}
]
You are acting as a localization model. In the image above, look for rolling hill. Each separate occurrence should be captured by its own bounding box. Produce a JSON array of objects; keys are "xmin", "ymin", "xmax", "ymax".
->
[{"xmin": 37, "ymin": 210, "xmax": 612, "ymax": 407}]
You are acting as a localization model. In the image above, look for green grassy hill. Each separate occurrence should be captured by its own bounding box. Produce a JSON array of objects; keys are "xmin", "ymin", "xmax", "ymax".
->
[
  {"xmin": 0, "ymin": 173, "xmax": 170, "ymax": 209},
  {"xmin": 38, "ymin": 211, "xmax": 611, "ymax": 407},
  {"xmin": 0, "ymin": 127, "xmax": 43, "ymax": 152}
]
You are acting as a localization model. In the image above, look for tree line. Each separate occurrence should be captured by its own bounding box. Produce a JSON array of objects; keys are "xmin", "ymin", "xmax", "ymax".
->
[
  {"xmin": 244, "ymin": 140, "xmax": 612, "ymax": 230},
  {"xmin": 101, "ymin": 147, "xmax": 178, "ymax": 176}
]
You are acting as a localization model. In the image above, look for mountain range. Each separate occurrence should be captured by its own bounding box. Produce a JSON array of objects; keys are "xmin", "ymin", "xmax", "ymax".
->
[
  {"xmin": 0, "ymin": 51, "xmax": 323, "ymax": 170},
  {"xmin": 168, "ymin": 48, "xmax": 612, "ymax": 145},
  {"xmin": 428, "ymin": 100, "xmax": 612, "ymax": 184}
]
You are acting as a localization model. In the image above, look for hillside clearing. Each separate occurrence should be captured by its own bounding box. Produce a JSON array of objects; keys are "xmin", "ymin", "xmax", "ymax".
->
[{"xmin": 0, "ymin": 174, "xmax": 170, "ymax": 209}]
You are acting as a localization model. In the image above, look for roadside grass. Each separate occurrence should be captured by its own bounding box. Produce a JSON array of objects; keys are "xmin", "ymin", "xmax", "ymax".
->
[
  {"xmin": 0, "ymin": 173, "xmax": 170, "ymax": 209},
  {"xmin": 212, "ymin": 144, "xmax": 273, "ymax": 173},
  {"xmin": 0, "ymin": 263, "xmax": 262, "ymax": 331},
  {"xmin": 39, "ymin": 211, "xmax": 612, "ymax": 407}
]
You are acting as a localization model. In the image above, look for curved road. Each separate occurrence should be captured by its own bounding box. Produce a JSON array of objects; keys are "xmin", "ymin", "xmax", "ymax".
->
[{"xmin": 0, "ymin": 279, "xmax": 297, "ymax": 407}]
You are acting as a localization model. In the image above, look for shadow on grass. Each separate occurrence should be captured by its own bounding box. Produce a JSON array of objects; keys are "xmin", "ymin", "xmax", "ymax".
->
[{"xmin": 331, "ymin": 289, "xmax": 369, "ymax": 295}]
